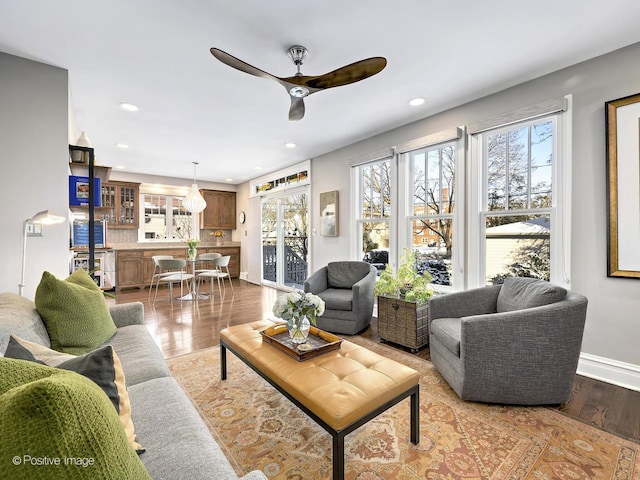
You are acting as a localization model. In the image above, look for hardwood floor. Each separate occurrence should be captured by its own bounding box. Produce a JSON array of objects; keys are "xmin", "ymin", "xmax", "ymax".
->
[{"xmin": 111, "ymin": 280, "xmax": 640, "ymax": 444}]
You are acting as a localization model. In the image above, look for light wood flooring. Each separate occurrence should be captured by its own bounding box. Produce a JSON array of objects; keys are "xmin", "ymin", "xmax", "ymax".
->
[{"xmin": 110, "ymin": 280, "xmax": 640, "ymax": 444}]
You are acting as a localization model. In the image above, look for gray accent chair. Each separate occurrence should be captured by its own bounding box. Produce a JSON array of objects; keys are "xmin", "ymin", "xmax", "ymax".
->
[
  {"xmin": 428, "ymin": 277, "xmax": 588, "ymax": 405},
  {"xmin": 304, "ymin": 261, "xmax": 377, "ymax": 335}
]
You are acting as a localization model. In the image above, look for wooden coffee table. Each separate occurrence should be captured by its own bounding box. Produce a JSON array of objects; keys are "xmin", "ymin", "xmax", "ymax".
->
[{"xmin": 220, "ymin": 320, "xmax": 420, "ymax": 480}]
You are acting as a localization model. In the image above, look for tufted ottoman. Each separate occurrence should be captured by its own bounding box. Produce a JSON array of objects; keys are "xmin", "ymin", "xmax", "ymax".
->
[{"xmin": 220, "ymin": 320, "xmax": 420, "ymax": 480}]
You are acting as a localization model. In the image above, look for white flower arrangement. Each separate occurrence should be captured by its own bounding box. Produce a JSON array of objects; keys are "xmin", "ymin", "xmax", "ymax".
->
[
  {"xmin": 272, "ymin": 290, "xmax": 325, "ymax": 331},
  {"xmin": 184, "ymin": 238, "xmax": 199, "ymax": 259}
]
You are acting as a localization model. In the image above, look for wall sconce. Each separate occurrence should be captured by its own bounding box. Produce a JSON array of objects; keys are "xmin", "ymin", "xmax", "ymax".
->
[{"xmin": 19, "ymin": 210, "xmax": 65, "ymax": 296}]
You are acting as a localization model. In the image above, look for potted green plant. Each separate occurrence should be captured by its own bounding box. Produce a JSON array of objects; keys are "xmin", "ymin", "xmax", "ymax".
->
[
  {"xmin": 373, "ymin": 248, "xmax": 434, "ymax": 303},
  {"xmin": 374, "ymin": 249, "xmax": 434, "ymax": 352}
]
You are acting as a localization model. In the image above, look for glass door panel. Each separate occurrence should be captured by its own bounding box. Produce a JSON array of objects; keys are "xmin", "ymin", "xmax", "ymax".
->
[
  {"xmin": 262, "ymin": 191, "xmax": 308, "ymax": 289},
  {"xmin": 262, "ymin": 199, "xmax": 278, "ymax": 284}
]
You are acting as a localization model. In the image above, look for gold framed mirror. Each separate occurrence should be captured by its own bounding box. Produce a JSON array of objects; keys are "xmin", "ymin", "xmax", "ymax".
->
[{"xmin": 606, "ymin": 92, "xmax": 640, "ymax": 278}]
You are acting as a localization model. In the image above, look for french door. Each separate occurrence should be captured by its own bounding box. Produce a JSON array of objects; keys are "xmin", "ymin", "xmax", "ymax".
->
[{"xmin": 261, "ymin": 189, "xmax": 309, "ymax": 289}]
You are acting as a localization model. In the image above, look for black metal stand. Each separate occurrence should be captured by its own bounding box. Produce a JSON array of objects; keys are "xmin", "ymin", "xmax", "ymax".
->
[{"xmin": 69, "ymin": 145, "xmax": 96, "ymax": 278}]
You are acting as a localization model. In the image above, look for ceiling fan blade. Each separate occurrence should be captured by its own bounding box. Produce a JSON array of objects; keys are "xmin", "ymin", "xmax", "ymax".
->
[
  {"xmin": 210, "ymin": 47, "xmax": 278, "ymax": 83},
  {"xmin": 298, "ymin": 57, "xmax": 387, "ymax": 90},
  {"xmin": 288, "ymin": 96, "xmax": 305, "ymax": 121}
]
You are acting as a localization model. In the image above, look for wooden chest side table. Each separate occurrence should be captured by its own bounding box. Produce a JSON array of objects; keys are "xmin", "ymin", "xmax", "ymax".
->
[{"xmin": 377, "ymin": 295, "xmax": 429, "ymax": 352}]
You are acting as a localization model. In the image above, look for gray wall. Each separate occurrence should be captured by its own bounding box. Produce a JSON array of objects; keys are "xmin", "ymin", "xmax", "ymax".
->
[
  {"xmin": 302, "ymin": 42, "xmax": 640, "ymax": 381},
  {"xmin": 0, "ymin": 52, "xmax": 69, "ymax": 298}
]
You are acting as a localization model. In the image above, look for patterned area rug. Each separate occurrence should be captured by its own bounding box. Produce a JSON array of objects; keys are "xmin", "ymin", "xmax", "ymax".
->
[{"xmin": 167, "ymin": 337, "xmax": 640, "ymax": 480}]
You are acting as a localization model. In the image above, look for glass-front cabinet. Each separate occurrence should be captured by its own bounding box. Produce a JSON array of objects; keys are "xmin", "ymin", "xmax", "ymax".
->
[{"xmin": 101, "ymin": 181, "xmax": 140, "ymax": 228}]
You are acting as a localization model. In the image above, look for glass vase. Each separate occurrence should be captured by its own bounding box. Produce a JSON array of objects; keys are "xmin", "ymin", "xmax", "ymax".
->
[
  {"xmin": 288, "ymin": 316, "xmax": 311, "ymax": 344},
  {"xmin": 188, "ymin": 247, "xmax": 197, "ymax": 261}
]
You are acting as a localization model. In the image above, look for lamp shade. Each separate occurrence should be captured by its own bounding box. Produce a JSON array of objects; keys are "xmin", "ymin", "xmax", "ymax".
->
[
  {"xmin": 182, "ymin": 184, "xmax": 207, "ymax": 213},
  {"xmin": 30, "ymin": 210, "xmax": 66, "ymax": 225},
  {"xmin": 76, "ymin": 131, "xmax": 92, "ymax": 147}
]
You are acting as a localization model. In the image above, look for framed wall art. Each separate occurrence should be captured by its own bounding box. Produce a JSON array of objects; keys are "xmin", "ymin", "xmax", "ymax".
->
[
  {"xmin": 319, "ymin": 190, "xmax": 339, "ymax": 236},
  {"xmin": 69, "ymin": 175, "xmax": 101, "ymax": 207},
  {"xmin": 606, "ymin": 92, "xmax": 640, "ymax": 278}
]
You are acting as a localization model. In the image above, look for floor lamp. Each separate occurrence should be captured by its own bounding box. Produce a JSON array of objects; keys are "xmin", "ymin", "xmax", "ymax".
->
[{"xmin": 19, "ymin": 210, "xmax": 65, "ymax": 296}]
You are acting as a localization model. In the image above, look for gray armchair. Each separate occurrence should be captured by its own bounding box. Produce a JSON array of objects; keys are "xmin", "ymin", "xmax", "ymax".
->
[
  {"xmin": 304, "ymin": 261, "xmax": 377, "ymax": 335},
  {"xmin": 428, "ymin": 277, "xmax": 588, "ymax": 405}
]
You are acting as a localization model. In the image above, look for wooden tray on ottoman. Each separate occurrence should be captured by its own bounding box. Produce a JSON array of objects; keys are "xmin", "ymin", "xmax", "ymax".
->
[{"xmin": 260, "ymin": 323, "xmax": 343, "ymax": 361}]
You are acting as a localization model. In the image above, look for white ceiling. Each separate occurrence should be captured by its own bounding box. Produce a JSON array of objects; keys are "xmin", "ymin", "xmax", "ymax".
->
[{"xmin": 2, "ymin": 1, "xmax": 640, "ymax": 185}]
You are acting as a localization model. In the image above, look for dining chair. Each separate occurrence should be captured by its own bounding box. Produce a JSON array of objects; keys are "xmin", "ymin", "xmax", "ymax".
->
[
  {"xmin": 153, "ymin": 259, "xmax": 194, "ymax": 303},
  {"xmin": 194, "ymin": 252, "xmax": 222, "ymax": 275},
  {"xmin": 148, "ymin": 255, "xmax": 174, "ymax": 300},
  {"xmin": 197, "ymin": 255, "xmax": 234, "ymax": 298}
]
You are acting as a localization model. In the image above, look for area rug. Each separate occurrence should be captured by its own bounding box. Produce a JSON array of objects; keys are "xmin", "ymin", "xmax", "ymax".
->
[{"xmin": 167, "ymin": 337, "xmax": 640, "ymax": 480}]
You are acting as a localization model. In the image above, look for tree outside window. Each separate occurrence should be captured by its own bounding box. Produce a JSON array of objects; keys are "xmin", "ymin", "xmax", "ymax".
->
[
  {"xmin": 142, "ymin": 194, "xmax": 192, "ymax": 240},
  {"xmin": 410, "ymin": 143, "xmax": 455, "ymax": 285},
  {"xmin": 360, "ymin": 160, "xmax": 391, "ymax": 258},
  {"xmin": 484, "ymin": 120, "xmax": 553, "ymax": 284}
]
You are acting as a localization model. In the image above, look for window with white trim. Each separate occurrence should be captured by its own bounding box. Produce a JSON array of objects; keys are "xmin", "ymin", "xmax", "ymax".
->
[
  {"xmin": 141, "ymin": 194, "xmax": 193, "ymax": 240},
  {"xmin": 407, "ymin": 142, "xmax": 456, "ymax": 286},
  {"xmin": 354, "ymin": 158, "xmax": 393, "ymax": 267},
  {"xmin": 470, "ymin": 114, "xmax": 568, "ymax": 287},
  {"xmin": 350, "ymin": 97, "xmax": 570, "ymax": 291}
]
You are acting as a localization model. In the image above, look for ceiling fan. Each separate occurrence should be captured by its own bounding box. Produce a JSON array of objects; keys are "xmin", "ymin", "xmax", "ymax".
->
[{"xmin": 210, "ymin": 45, "xmax": 387, "ymax": 121}]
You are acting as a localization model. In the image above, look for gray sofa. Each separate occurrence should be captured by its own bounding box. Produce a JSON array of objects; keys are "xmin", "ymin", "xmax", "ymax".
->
[
  {"xmin": 428, "ymin": 277, "xmax": 588, "ymax": 405},
  {"xmin": 0, "ymin": 292, "xmax": 267, "ymax": 480},
  {"xmin": 304, "ymin": 261, "xmax": 377, "ymax": 335}
]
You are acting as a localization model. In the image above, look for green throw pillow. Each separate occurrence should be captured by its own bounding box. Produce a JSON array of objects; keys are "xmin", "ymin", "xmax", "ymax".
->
[
  {"xmin": 35, "ymin": 269, "xmax": 116, "ymax": 355},
  {"xmin": 4, "ymin": 336, "xmax": 142, "ymax": 453},
  {"xmin": 0, "ymin": 357, "xmax": 151, "ymax": 480}
]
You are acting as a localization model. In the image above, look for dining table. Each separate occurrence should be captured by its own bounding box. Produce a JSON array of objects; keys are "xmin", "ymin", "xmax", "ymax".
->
[{"xmin": 178, "ymin": 258, "xmax": 209, "ymax": 301}]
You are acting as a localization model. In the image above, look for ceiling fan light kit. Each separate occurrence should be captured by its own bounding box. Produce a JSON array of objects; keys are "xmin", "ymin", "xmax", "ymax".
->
[
  {"xmin": 210, "ymin": 45, "xmax": 386, "ymax": 121},
  {"xmin": 286, "ymin": 45, "xmax": 308, "ymax": 68}
]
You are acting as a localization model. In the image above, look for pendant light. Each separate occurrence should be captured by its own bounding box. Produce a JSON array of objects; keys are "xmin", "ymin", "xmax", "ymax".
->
[{"xmin": 182, "ymin": 162, "xmax": 207, "ymax": 213}]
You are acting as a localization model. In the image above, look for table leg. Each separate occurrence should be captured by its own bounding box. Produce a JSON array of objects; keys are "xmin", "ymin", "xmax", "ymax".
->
[
  {"xmin": 220, "ymin": 343, "xmax": 227, "ymax": 380},
  {"xmin": 410, "ymin": 386, "xmax": 419, "ymax": 444},
  {"xmin": 178, "ymin": 259, "xmax": 209, "ymax": 301},
  {"xmin": 332, "ymin": 432, "xmax": 344, "ymax": 480}
]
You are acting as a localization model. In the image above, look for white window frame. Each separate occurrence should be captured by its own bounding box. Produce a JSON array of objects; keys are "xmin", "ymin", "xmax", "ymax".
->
[
  {"xmin": 350, "ymin": 150, "xmax": 397, "ymax": 268},
  {"xmin": 259, "ymin": 185, "xmax": 310, "ymax": 291},
  {"xmin": 468, "ymin": 96, "xmax": 572, "ymax": 289},
  {"xmin": 137, "ymin": 187, "xmax": 201, "ymax": 242},
  {"xmin": 398, "ymin": 135, "xmax": 465, "ymax": 292}
]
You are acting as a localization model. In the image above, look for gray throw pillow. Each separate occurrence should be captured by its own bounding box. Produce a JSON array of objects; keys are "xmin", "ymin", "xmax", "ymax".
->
[{"xmin": 496, "ymin": 277, "xmax": 567, "ymax": 313}]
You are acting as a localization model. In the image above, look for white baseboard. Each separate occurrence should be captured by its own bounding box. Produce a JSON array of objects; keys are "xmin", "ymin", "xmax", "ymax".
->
[
  {"xmin": 577, "ymin": 353, "xmax": 640, "ymax": 392},
  {"xmin": 239, "ymin": 272, "xmax": 248, "ymax": 281}
]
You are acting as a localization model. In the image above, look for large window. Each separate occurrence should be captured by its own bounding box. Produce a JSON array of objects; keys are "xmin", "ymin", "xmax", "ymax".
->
[
  {"xmin": 141, "ymin": 194, "xmax": 193, "ymax": 240},
  {"xmin": 351, "ymin": 99, "xmax": 569, "ymax": 291},
  {"xmin": 355, "ymin": 158, "xmax": 392, "ymax": 269},
  {"xmin": 485, "ymin": 120, "xmax": 552, "ymax": 284},
  {"xmin": 472, "ymin": 115, "xmax": 566, "ymax": 286},
  {"xmin": 409, "ymin": 142, "xmax": 456, "ymax": 286}
]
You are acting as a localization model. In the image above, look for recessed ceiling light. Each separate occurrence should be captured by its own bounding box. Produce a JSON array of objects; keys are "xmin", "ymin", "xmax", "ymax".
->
[
  {"xmin": 114, "ymin": 165, "xmax": 126, "ymax": 170},
  {"xmin": 225, "ymin": 178, "xmax": 233, "ymax": 182},
  {"xmin": 254, "ymin": 166, "xmax": 263, "ymax": 170},
  {"xmin": 119, "ymin": 102, "xmax": 139, "ymax": 112},
  {"xmin": 115, "ymin": 143, "xmax": 129, "ymax": 149},
  {"xmin": 285, "ymin": 142, "xmax": 296, "ymax": 149},
  {"xmin": 409, "ymin": 97, "xmax": 425, "ymax": 107}
]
